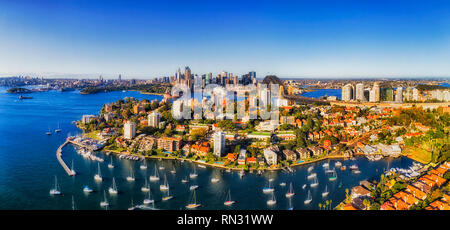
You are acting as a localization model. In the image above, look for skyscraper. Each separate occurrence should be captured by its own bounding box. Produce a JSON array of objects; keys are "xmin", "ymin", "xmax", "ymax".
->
[
  {"xmin": 213, "ymin": 131, "xmax": 225, "ymax": 157},
  {"xmin": 148, "ymin": 111, "xmax": 161, "ymax": 128},
  {"xmin": 395, "ymin": 87, "xmax": 403, "ymax": 103},
  {"xmin": 124, "ymin": 121, "xmax": 136, "ymax": 140},
  {"xmin": 342, "ymin": 84, "xmax": 353, "ymax": 101},
  {"xmin": 355, "ymin": 83, "xmax": 365, "ymax": 101}
]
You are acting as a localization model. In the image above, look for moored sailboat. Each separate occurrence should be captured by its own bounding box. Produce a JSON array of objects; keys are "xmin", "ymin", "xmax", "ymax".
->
[
  {"xmin": 224, "ymin": 190, "xmax": 235, "ymax": 206},
  {"xmin": 186, "ymin": 190, "xmax": 201, "ymax": 209},
  {"xmin": 285, "ymin": 182, "xmax": 295, "ymax": 198},
  {"xmin": 49, "ymin": 175, "xmax": 61, "ymax": 195},
  {"xmin": 149, "ymin": 167, "xmax": 160, "ymax": 181},
  {"xmin": 304, "ymin": 190, "xmax": 312, "ymax": 204},
  {"xmin": 322, "ymin": 185, "xmax": 329, "ymax": 197},
  {"xmin": 267, "ymin": 192, "xmax": 276, "ymax": 206},
  {"xmin": 109, "ymin": 177, "xmax": 118, "ymax": 194},
  {"xmin": 94, "ymin": 162, "xmax": 102, "ymax": 182},
  {"xmin": 100, "ymin": 190, "xmax": 109, "ymax": 207}
]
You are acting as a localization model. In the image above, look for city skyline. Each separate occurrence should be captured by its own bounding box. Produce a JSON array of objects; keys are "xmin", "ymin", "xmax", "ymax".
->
[{"xmin": 0, "ymin": 1, "xmax": 449, "ymax": 78}]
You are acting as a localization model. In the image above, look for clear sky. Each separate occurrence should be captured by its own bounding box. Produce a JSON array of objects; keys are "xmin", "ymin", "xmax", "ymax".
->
[{"xmin": 0, "ymin": 0, "xmax": 449, "ymax": 79}]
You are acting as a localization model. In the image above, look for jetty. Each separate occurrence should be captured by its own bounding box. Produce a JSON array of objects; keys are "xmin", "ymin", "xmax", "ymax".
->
[{"xmin": 57, "ymin": 140, "xmax": 75, "ymax": 176}]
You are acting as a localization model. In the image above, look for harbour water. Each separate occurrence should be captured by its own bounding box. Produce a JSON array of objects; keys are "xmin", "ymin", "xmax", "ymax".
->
[
  {"xmin": 301, "ymin": 89, "xmax": 341, "ymax": 100},
  {"xmin": 0, "ymin": 87, "xmax": 414, "ymax": 210}
]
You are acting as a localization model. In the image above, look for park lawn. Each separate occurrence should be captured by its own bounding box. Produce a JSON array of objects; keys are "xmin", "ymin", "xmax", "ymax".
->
[
  {"xmin": 84, "ymin": 130, "xmax": 100, "ymax": 140},
  {"xmin": 404, "ymin": 146, "xmax": 432, "ymax": 164}
]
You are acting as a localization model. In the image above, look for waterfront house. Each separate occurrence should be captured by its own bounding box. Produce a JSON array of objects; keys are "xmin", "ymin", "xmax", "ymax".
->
[
  {"xmin": 296, "ymin": 148, "xmax": 311, "ymax": 160},
  {"xmin": 282, "ymin": 150, "xmax": 297, "ymax": 162},
  {"xmin": 351, "ymin": 185, "xmax": 371, "ymax": 199},
  {"xmin": 406, "ymin": 185, "xmax": 427, "ymax": 200},
  {"xmin": 246, "ymin": 157, "xmax": 257, "ymax": 165},
  {"xmin": 263, "ymin": 148, "xmax": 278, "ymax": 165},
  {"xmin": 308, "ymin": 146, "xmax": 323, "ymax": 156},
  {"xmin": 238, "ymin": 149, "xmax": 247, "ymax": 165},
  {"xmin": 226, "ymin": 153, "xmax": 237, "ymax": 162},
  {"xmin": 157, "ymin": 137, "xmax": 182, "ymax": 152}
]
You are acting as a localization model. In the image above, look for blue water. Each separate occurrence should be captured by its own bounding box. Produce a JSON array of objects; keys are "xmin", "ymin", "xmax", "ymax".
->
[
  {"xmin": 301, "ymin": 89, "xmax": 341, "ymax": 100},
  {"xmin": 0, "ymin": 87, "xmax": 413, "ymax": 210}
]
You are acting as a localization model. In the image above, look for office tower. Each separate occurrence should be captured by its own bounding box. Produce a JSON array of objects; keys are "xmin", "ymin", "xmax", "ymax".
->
[
  {"xmin": 385, "ymin": 87, "xmax": 394, "ymax": 101},
  {"xmin": 355, "ymin": 83, "xmax": 365, "ymax": 101},
  {"xmin": 234, "ymin": 75, "xmax": 238, "ymax": 86},
  {"xmin": 213, "ymin": 131, "xmax": 225, "ymax": 157},
  {"xmin": 176, "ymin": 68, "xmax": 182, "ymax": 83},
  {"xmin": 342, "ymin": 84, "xmax": 353, "ymax": 101},
  {"xmin": 369, "ymin": 88, "xmax": 376, "ymax": 102},
  {"xmin": 412, "ymin": 88, "xmax": 419, "ymax": 101},
  {"xmin": 395, "ymin": 87, "xmax": 403, "ymax": 103},
  {"xmin": 124, "ymin": 121, "xmax": 136, "ymax": 140},
  {"xmin": 405, "ymin": 87, "xmax": 413, "ymax": 101},
  {"xmin": 259, "ymin": 87, "xmax": 271, "ymax": 106},
  {"xmin": 373, "ymin": 82, "xmax": 380, "ymax": 102},
  {"xmin": 148, "ymin": 112, "xmax": 161, "ymax": 128},
  {"xmin": 118, "ymin": 74, "xmax": 122, "ymax": 81}
]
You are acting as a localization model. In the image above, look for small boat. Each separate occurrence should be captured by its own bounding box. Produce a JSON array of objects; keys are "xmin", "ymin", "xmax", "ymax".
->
[
  {"xmin": 340, "ymin": 166, "xmax": 347, "ymax": 171},
  {"xmin": 263, "ymin": 181, "xmax": 274, "ymax": 193},
  {"xmin": 329, "ymin": 170, "xmax": 337, "ymax": 181},
  {"xmin": 143, "ymin": 190, "xmax": 154, "ymax": 205},
  {"xmin": 198, "ymin": 164, "xmax": 206, "ymax": 169},
  {"xmin": 239, "ymin": 170, "xmax": 244, "ymax": 178},
  {"xmin": 189, "ymin": 185, "xmax": 199, "ymax": 190},
  {"xmin": 55, "ymin": 122, "xmax": 62, "ymax": 133},
  {"xmin": 170, "ymin": 166, "xmax": 176, "ymax": 174},
  {"xmin": 226, "ymin": 168, "xmax": 231, "ymax": 173},
  {"xmin": 285, "ymin": 182, "xmax": 295, "ymax": 198},
  {"xmin": 307, "ymin": 173, "xmax": 317, "ymax": 180},
  {"xmin": 280, "ymin": 182, "xmax": 286, "ymax": 187},
  {"xmin": 353, "ymin": 169, "xmax": 361, "ymax": 174},
  {"xmin": 49, "ymin": 175, "xmax": 61, "ymax": 195},
  {"xmin": 140, "ymin": 161, "xmax": 147, "ymax": 170},
  {"xmin": 83, "ymin": 185, "xmax": 93, "ymax": 193},
  {"xmin": 267, "ymin": 192, "xmax": 276, "ymax": 206},
  {"xmin": 109, "ymin": 177, "xmax": 118, "ymax": 194},
  {"xmin": 46, "ymin": 128, "xmax": 52, "ymax": 135},
  {"xmin": 181, "ymin": 177, "xmax": 188, "ymax": 183},
  {"xmin": 307, "ymin": 166, "xmax": 314, "ymax": 172},
  {"xmin": 349, "ymin": 164, "xmax": 358, "ymax": 170},
  {"xmin": 160, "ymin": 174, "xmax": 169, "ymax": 191},
  {"xmin": 141, "ymin": 179, "xmax": 150, "ymax": 192},
  {"xmin": 108, "ymin": 156, "xmax": 114, "ymax": 169},
  {"xmin": 189, "ymin": 166, "xmax": 198, "ymax": 179},
  {"xmin": 302, "ymin": 184, "xmax": 307, "ymax": 189},
  {"xmin": 335, "ymin": 161, "xmax": 342, "ymax": 167},
  {"xmin": 211, "ymin": 177, "xmax": 220, "ymax": 183},
  {"xmin": 149, "ymin": 167, "xmax": 160, "ymax": 181},
  {"xmin": 100, "ymin": 191, "xmax": 109, "ymax": 207},
  {"xmin": 322, "ymin": 185, "xmax": 329, "ymax": 197},
  {"xmin": 224, "ymin": 190, "xmax": 235, "ymax": 206},
  {"xmin": 310, "ymin": 177, "xmax": 318, "ymax": 187},
  {"xmin": 158, "ymin": 165, "xmax": 165, "ymax": 170},
  {"xmin": 304, "ymin": 190, "xmax": 312, "ymax": 204},
  {"xmin": 94, "ymin": 163, "xmax": 102, "ymax": 181},
  {"xmin": 162, "ymin": 187, "xmax": 173, "ymax": 201},
  {"xmin": 128, "ymin": 199, "xmax": 135, "ymax": 210},
  {"xmin": 322, "ymin": 162, "xmax": 329, "ymax": 168},
  {"xmin": 126, "ymin": 168, "xmax": 135, "ymax": 182},
  {"xmin": 186, "ymin": 190, "xmax": 201, "ymax": 209},
  {"xmin": 70, "ymin": 160, "xmax": 76, "ymax": 175}
]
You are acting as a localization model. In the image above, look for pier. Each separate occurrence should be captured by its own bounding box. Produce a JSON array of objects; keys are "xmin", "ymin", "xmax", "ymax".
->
[{"xmin": 56, "ymin": 140, "xmax": 75, "ymax": 176}]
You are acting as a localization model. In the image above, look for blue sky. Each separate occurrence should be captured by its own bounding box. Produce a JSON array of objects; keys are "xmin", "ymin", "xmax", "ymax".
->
[{"xmin": 0, "ymin": 0, "xmax": 449, "ymax": 78}]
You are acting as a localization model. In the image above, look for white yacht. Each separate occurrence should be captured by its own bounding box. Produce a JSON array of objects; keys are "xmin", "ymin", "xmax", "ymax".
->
[
  {"xmin": 310, "ymin": 177, "xmax": 319, "ymax": 187},
  {"xmin": 143, "ymin": 190, "xmax": 154, "ymax": 205},
  {"xmin": 94, "ymin": 163, "xmax": 102, "ymax": 182},
  {"xmin": 267, "ymin": 192, "xmax": 276, "ymax": 206},
  {"xmin": 109, "ymin": 177, "xmax": 118, "ymax": 194},
  {"xmin": 285, "ymin": 182, "xmax": 295, "ymax": 198},
  {"xmin": 149, "ymin": 167, "xmax": 160, "ymax": 181},
  {"xmin": 49, "ymin": 176, "xmax": 61, "ymax": 195},
  {"xmin": 322, "ymin": 185, "xmax": 329, "ymax": 197},
  {"xmin": 140, "ymin": 161, "xmax": 147, "ymax": 170},
  {"xmin": 141, "ymin": 179, "xmax": 150, "ymax": 192},
  {"xmin": 304, "ymin": 190, "xmax": 312, "ymax": 204},
  {"xmin": 189, "ymin": 185, "xmax": 199, "ymax": 190},
  {"xmin": 263, "ymin": 181, "xmax": 274, "ymax": 193},
  {"xmin": 83, "ymin": 185, "xmax": 93, "ymax": 193},
  {"xmin": 100, "ymin": 191, "xmax": 109, "ymax": 207},
  {"xmin": 159, "ymin": 175, "xmax": 169, "ymax": 191},
  {"xmin": 107, "ymin": 156, "xmax": 114, "ymax": 169},
  {"xmin": 189, "ymin": 166, "xmax": 198, "ymax": 179},
  {"xmin": 126, "ymin": 169, "xmax": 135, "ymax": 182}
]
